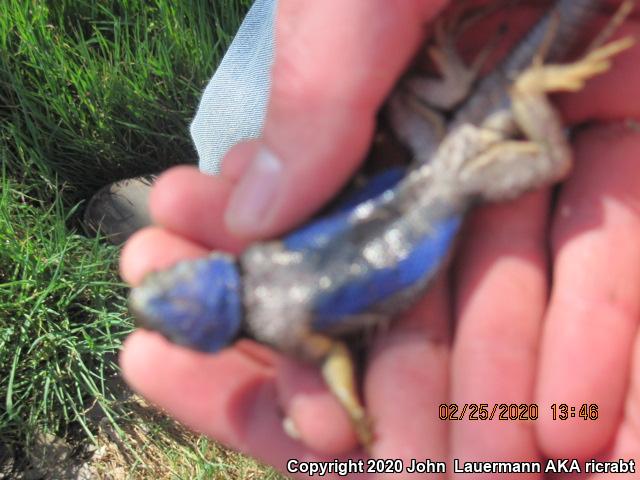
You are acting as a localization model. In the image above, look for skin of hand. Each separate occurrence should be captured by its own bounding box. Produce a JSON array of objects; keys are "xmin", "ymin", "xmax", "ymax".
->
[{"xmin": 119, "ymin": 0, "xmax": 640, "ymax": 478}]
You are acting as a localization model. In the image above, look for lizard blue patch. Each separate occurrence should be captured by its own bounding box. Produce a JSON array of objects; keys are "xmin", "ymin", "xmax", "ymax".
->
[
  {"xmin": 130, "ymin": 255, "xmax": 242, "ymax": 352},
  {"xmin": 283, "ymin": 209, "xmax": 353, "ymax": 252},
  {"xmin": 311, "ymin": 214, "xmax": 462, "ymax": 331},
  {"xmin": 284, "ymin": 168, "xmax": 405, "ymax": 251},
  {"xmin": 334, "ymin": 167, "xmax": 406, "ymax": 212}
]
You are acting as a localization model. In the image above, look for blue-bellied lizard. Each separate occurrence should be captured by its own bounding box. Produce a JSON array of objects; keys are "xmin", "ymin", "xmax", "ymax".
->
[{"xmin": 130, "ymin": 0, "xmax": 634, "ymax": 446}]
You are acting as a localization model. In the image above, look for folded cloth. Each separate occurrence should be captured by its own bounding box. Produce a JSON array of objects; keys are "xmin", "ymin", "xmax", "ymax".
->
[{"xmin": 190, "ymin": 0, "xmax": 277, "ymax": 175}]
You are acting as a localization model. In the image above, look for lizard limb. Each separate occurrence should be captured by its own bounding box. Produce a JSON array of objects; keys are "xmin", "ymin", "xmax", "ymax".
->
[
  {"xmin": 386, "ymin": 91, "xmax": 446, "ymax": 162},
  {"xmin": 405, "ymin": 2, "xmax": 507, "ymax": 110},
  {"xmin": 289, "ymin": 334, "xmax": 373, "ymax": 448},
  {"xmin": 459, "ymin": 38, "xmax": 634, "ymax": 202},
  {"xmin": 321, "ymin": 340, "xmax": 373, "ymax": 448},
  {"xmin": 388, "ymin": 4, "xmax": 508, "ymax": 161}
]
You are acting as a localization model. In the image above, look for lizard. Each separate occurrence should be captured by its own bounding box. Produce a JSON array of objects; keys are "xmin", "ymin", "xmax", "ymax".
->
[{"xmin": 129, "ymin": 0, "xmax": 635, "ymax": 448}]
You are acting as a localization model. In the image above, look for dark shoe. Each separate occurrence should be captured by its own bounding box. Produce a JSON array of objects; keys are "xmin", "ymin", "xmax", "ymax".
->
[{"xmin": 83, "ymin": 175, "xmax": 157, "ymax": 245}]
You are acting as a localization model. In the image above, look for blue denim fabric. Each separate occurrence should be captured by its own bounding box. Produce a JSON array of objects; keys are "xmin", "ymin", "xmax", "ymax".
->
[{"xmin": 190, "ymin": 0, "xmax": 277, "ymax": 175}]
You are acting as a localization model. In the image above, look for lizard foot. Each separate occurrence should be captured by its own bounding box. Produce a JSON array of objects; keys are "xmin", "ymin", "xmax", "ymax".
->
[
  {"xmin": 513, "ymin": 37, "xmax": 634, "ymax": 95},
  {"xmin": 458, "ymin": 37, "xmax": 635, "ymax": 203},
  {"xmin": 404, "ymin": 2, "xmax": 508, "ymax": 110},
  {"xmin": 387, "ymin": 2, "xmax": 509, "ymax": 160},
  {"xmin": 321, "ymin": 340, "xmax": 374, "ymax": 449}
]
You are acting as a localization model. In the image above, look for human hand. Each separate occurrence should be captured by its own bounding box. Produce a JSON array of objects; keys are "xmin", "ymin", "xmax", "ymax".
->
[{"xmin": 119, "ymin": 1, "xmax": 640, "ymax": 478}]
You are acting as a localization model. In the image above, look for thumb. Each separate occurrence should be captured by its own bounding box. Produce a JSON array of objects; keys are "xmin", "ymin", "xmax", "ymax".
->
[{"xmin": 224, "ymin": 0, "xmax": 449, "ymax": 238}]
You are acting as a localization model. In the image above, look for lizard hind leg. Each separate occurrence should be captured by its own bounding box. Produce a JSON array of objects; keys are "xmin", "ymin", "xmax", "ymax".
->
[
  {"xmin": 459, "ymin": 38, "xmax": 634, "ymax": 202},
  {"xmin": 286, "ymin": 333, "xmax": 374, "ymax": 449},
  {"xmin": 320, "ymin": 340, "xmax": 373, "ymax": 448},
  {"xmin": 510, "ymin": 36, "xmax": 634, "ymax": 172}
]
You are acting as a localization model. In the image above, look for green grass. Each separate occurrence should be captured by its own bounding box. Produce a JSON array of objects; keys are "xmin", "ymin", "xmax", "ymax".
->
[
  {"xmin": 1, "ymin": 0, "xmax": 252, "ymax": 201},
  {"xmin": 0, "ymin": 166, "xmax": 128, "ymax": 450},
  {"xmin": 0, "ymin": 0, "xmax": 284, "ymax": 477}
]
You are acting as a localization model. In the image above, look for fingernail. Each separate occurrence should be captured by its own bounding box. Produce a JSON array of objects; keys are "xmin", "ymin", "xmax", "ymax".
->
[{"xmin": 225, "ymin": 146, "xmax": 283, "ymax": 236}]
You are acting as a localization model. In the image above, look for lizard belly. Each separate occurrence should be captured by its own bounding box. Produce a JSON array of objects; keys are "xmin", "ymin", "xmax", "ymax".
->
[
  {"xmin": 309, "ymin": 214, "xmax": 462, "ymax": 333},
  {"xmin": 241, "ymin": 167, "xmax": 465, "ymax": 348}
]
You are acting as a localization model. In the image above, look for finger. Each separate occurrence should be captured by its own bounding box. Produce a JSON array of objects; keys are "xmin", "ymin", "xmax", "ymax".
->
[
  {"xmin": 148, "ymin": 165, "xmax": 251, "ymax": 253},
  {"xmin": 223, "ymin": 0, "xmax": 449, "ymax": 239},
  {"xmin": 365, "ymin": 277, "xmax": 451, "ymax": 465},
  {"xmin": 450, "ymin": 191, "xmax": 549, "ymax": 477},
  {"xmin": 536, "ymin": 123, "xmax": 640, "ymax": 459},
  {"xmin": 120, "ymin": 332, "xmax": 366, "ymax": 479},
  {"xmin": 585, "ymin": 325, "xmax": 640, "ymax": 480},
  {"xmin": 276, "ymin": 358, "xmax": 360, "ymax": 454},
  {"xmin": 559, "ymin": 20, "xmax": 640, "ymax": 123},
  {"xmin": 120, "ymin": 226, "xmax": 208, "ymax": 285},
  {"xmin": 120, "ymin": 332, "xmax": 278, "ymax": 451}
]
